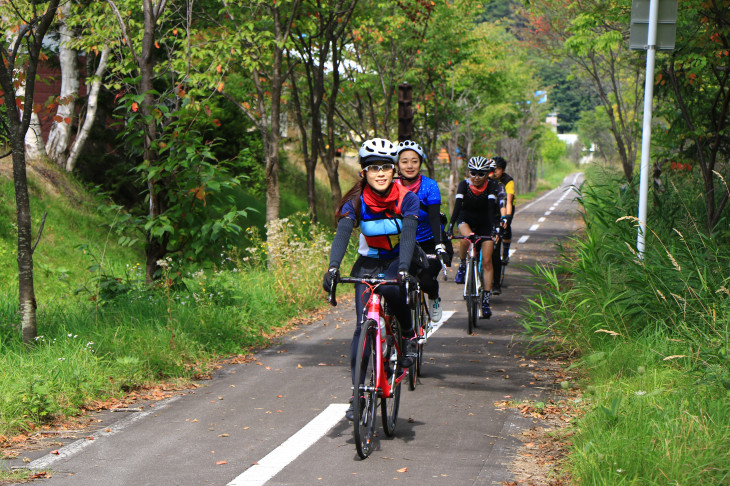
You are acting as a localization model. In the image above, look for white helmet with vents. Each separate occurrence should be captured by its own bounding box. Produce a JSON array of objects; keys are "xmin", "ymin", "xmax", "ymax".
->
[
  {"xmin": 467, "ymin": 156, "xmax": 493, "ymax": 172},
  {"xmin": 396, "ymin": 140, "xmax": 427, "ymax": 162},
  {"xmin": 358, "ymin": 138, "xmax": 398, "ymax": 166}
]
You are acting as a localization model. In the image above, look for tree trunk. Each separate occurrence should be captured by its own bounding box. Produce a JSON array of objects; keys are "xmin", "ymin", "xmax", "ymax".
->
[
  {"xmin": 46, "ymin": 0, "xmax": 80, "ymax": 168},
  {"xmin": 12, "ymin": 136, "xmax": 37, "ymax": 343},
  {"xmin": 67, "ymin": 47, "xmax": 111, "ymax": 172}
]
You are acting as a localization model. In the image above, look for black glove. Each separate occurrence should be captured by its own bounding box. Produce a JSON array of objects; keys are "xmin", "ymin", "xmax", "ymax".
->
[
  {"xmin": 322, "ymin": 267, "xmax": 339, "ymax": 293},
  {"xmin": 501, "ymin": 215, "xmax": 512, "ymax": 228},
  {"xmin": 493, "ymin": 226, "xmax": 503, "ymax": 239},
  {"xmin": 397, "ymin": 270, "xmax": 410, "ymax": 286},
  {"xmin": 446, "ymin": 224, "xmax": 454, "ymax": 239},
  {"xmin": 435, "ymin": 243, "xmax": 452, "ymax": 267}
]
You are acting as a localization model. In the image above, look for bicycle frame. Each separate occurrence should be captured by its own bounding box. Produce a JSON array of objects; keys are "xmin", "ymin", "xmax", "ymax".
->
[
  {"xmin": 330, "ymin": 277, "xmax": 409, "ymax": 397},
  {"xmin": 453, "ymin": 234, "xmax": 491, "ymax": 299}
]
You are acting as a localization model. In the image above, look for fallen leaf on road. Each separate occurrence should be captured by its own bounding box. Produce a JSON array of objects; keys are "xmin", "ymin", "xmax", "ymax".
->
[
  {"xmin": 216, "ymin": 461, "xmax": 227, "ymax": 465},
  {"xmin": 297, "ymin": 364, "xmax": 303, "ymax": 368},
  {"xmin": 277, "ymin": 395, "xmax": 283, "ymax": 398},
  {"xmin": 218, "ymin": 434, "xmax": 229, "ymax": 437},
  {"xmin": 50, "ymin": 450, "xmax": 59, "ymax": 455},
  {"xmin": 397, "ymin": 467, "xmax": 407, "ymax": 473}
]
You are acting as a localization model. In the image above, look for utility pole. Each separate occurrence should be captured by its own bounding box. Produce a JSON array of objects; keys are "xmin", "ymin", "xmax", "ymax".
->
[{"xmin": 397, "ymin": 83, "xmax": 413, "ymax": 142}]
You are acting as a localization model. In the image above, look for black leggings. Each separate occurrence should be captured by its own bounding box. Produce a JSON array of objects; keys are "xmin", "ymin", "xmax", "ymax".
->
[{"xmin": 417, "ymin": 239, "xmax": 441, "ymax": 300}]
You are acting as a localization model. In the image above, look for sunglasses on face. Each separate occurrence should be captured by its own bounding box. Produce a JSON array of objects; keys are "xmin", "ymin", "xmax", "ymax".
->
[
  {"xmin": 470, "ymin": 170, "xmax": 488, "ymax": 177},
  {"xmin": 363, "ymin": 163, "xmax": 396, "ymax": 173}
]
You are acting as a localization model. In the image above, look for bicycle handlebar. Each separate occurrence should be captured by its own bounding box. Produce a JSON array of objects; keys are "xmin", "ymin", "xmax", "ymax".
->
[
  {"xmin": 451, "ymin": 234, "xmax": 493, "ymax": 242},
  {"xmin": 328, "ymin": 275, "xmax": 413, "ymax": 307}
]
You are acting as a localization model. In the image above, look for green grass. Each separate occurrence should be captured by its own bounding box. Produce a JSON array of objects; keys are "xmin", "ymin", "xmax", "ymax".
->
[
  {"xmin": 0, "ymin": 213, "xmax": 341, "ymax": 437},
  {"xmin": 521, "ymin": 163, "xmax": 730, "ymax": 484}
]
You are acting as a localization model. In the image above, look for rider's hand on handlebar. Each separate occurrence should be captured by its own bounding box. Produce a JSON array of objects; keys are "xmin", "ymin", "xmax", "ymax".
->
[
  {"xmin": 397, "ymin": 271, "xmax": 410, "ymax": 286},
  {"xmin": 500, "ymin": 215, "xmax": 511, "ymax": 229},
  {"xmin": 435, "ymin": 243, "xmax": 452, "ymax": 267},
  {"xmin": 322, "ymin": 267, "xmax": 339, "ymax": 293},
  {"xmin": 446, "ymin": 224, "xmax": 454, "ymax": 239}
]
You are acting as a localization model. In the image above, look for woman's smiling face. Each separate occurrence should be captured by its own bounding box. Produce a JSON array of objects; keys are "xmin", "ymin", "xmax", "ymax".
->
[
  {"xmin": 362, "ymin": 163, "xmax": 395, "ymax": 192},
  {"xmin": 397, "ymin": 150, "xmax": 421, "ymax": 179}
]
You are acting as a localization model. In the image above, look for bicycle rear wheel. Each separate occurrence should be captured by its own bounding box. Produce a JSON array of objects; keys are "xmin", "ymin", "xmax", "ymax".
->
[
  {"xmin": 408, "ymin": 292, "xmax": 420, "ymax": 391},
  {"xmin": 382, "ymin": 319, "xmax": 402, "ymax": 437},
  {"xmin": 353, "ymin": 320, "xmax": 378, "ymax": 459},
  {"xmin": 416, "ymin": 295, "xmax": 428, "ymax": 377}
]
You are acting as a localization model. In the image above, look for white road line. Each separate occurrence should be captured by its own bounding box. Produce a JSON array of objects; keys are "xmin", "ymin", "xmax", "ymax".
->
[
  {"xmin": 571, "ymin": 172, "xmax": 582, "ymax": 186},
  {"xmin": 230, "ymin": 310, "xmax": 455, "ymax": 486},
  {"xmin": 538, "ymin": 217, "xmax": 546, "ymax": 223},
  {"xmin": 228, "ymin": 404, "xmax": 349, "ymax": 486},
  {"xmin": 515, "ymin": 187, "xmax": 558, "ymax": 213},
  {"xmin": 26, "ymin": 396, "xmax": 182, "ymax": 470},
  {"xmin": 544, "ymin": 211, "xmax": 552, "ymax": 216},
  {"xmin": 529, "ymin": 224, "xmax": 539, "ymax": 232},
  {"xmin": 549, "ymin": 206, "xmax": 556, "ymax": 211},
  {"xmin": 518, "ymin": 235, "xmax": 529, "ymax": 244},
  {"xmin": 426, "ymin": 310, "xmax": 455, "ymax": 338}
]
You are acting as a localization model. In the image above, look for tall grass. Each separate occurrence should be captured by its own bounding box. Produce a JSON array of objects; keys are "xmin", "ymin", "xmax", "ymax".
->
[
  {"xmin": 0, "ymin": 213, "xmax": 346, "ymax": 437},
  {"xmin": 521, "ymin": 165, "xmax": 730, "ymax": 485}
]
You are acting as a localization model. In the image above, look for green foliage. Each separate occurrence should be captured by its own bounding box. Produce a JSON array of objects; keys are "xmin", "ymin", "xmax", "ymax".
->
[
  {"xmin": 115, "ymin": 93, "xmax": 253, "ymax": 266},
  {"xmin": 521, "ymin": 167, "xmax": 730, "ymax": 484},
  {"xmin": 538, "ymin": 128, "xmax": 567, "ymax": 166}
]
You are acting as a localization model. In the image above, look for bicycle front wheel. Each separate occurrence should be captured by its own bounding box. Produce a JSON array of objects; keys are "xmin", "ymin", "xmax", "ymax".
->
[
  {"xmin": 353, "ymin": 320, "xmax": 378, "ymax": 459},
  {"xmin": 382, "ymin": 320, "xmax": 402, "ymax": 436},
  {"xmin": 466, "ymin": 261, "xmax": 477, "ymax": 334}
]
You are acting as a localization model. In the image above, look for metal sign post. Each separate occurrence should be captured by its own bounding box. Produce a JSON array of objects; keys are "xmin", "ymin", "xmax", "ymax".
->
[{"xmin": 629, "ymin": 0, "xmax": 677, "ymax": 258}]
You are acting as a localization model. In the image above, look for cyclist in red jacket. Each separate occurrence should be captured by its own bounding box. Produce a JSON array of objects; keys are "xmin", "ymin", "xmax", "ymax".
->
[{"xmin": 322, "ymin": 138, "xmax": 420, "ymax": 420}]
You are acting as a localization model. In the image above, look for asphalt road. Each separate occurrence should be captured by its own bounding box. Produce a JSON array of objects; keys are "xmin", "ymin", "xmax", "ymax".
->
[{"xmin": 10, "ymin": 173, "xmax": 584, "ymax": 486}]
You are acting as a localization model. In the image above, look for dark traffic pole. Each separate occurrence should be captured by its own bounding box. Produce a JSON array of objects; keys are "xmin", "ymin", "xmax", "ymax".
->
[{"xmin": 397, "ymin": 82, "xmax": 413, "ymax": 142}]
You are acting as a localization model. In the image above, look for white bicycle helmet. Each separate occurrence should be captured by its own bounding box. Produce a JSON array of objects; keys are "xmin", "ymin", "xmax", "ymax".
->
[
  {"xmin": 396, "ymin": 140, "xmax": 427, "ymax": 162},
  {"xmin": 467, "ymin": 156, "xmax": 492, "ymax": 172},
  {"xmin": 358, "ymin": 138, "xmax": 398, "ymax": 166}
]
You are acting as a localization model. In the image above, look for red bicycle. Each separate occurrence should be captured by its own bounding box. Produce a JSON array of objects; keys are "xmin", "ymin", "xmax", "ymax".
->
[{"xmin": 328, "ymin": 275, "xmax": 411, "ymax": 459}]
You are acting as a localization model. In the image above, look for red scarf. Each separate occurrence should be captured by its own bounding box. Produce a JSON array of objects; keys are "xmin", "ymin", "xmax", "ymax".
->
[
  {"xmin": 468, "ymin": 179, "xmax": 487, "ymax": 196},
  {"xmin": 396, "ymin": 174, "xmax": 422, "ymax": 194},
  {"xmin": 363, "ymin": 184, "xmax": 403, "ymax": 213}
]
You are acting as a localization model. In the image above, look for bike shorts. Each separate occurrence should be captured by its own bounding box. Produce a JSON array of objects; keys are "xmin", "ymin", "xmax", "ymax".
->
[{"xmin": 456, "ymin": 212, "xmax": 495, "ymax": 237}]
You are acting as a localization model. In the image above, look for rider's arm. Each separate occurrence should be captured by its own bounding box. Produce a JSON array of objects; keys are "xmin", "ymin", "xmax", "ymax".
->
[
  {"xmin": 328, "ymin": 216, "xmax": 355, "ymax": 270},
  {"xmin": 426, "ymin": 204, "xmax": 442, "ymax": 245},
  {"xmin": 398, "ymin": 216, "xmax": 419, "ymax": 272},
  {"xmin": 448, "ymin": 180, "xmax": 467, "ymax": 233},
  {"xmin": 504, "ymin": 180, "xmax": 515, "ymax": 216},
  {"xmin": 497, "ymin": 183, "xmax": 507, "ymax": 218}
]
